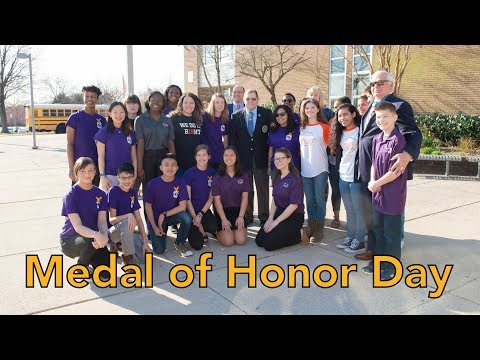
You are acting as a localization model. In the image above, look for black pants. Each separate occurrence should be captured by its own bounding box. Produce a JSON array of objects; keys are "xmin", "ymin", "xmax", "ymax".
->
[
  {"xmin": 60, "ymin": 234, "xmax": 110, "ymax": 268},
  {"xmin": 246, "ymin": 161, "xmax": 269, "ymax": 223},
  {"xmin": 360, "ymin": 182, "xmax": 376, "ymax": 253},
  {"xmin": 255, "ymin": 207, "xmax": 304, "ymax": 251},
  {"xmin": 188, "ymin": 210, "xmax": 217, "ymax": 250},
  {"xmin": 142, "ymin": 148, "xmax": 168, "ymax": 189}
]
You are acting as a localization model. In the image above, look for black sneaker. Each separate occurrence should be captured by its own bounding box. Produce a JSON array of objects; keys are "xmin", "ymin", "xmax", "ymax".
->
[
  {"xmin": 336, "ymin": 237, "xmax": 353, "ymax": 249},
  {"xmin": 345, "ymin": 239, "xmax": 366, "ymax": 254},
  {"xmin": 380, "ymin": 269, "xmax": 395, "ymax": 281},
  {"xmin": 174, "ymin": 242, "xmax": 193, "ymax": 257}
]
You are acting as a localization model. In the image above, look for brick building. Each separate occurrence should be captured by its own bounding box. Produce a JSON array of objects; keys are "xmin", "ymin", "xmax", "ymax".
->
[{"xmin": 184, "ymin": 45, "xmax": 480, "ymax": 115}]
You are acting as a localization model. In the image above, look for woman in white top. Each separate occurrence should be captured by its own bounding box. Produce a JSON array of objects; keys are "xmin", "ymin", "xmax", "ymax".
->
[
  {"xmin": 329, "ymin": 103, "xmax": 366, "ymax": 254},
  {"xmin": 299, "ymin": 98, "xmax": 330, "ymax": 243}
]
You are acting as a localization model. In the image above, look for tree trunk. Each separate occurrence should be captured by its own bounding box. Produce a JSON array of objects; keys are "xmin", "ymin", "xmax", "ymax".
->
[{"xmin": 0, "ymin": 100, "xmax": 9, "ymax": 133}]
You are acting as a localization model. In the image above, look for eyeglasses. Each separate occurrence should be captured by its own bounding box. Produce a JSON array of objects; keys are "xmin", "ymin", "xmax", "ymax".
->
[
  {"xmin": 118, "ymin": 176, "xmax": 134, "ymax": 180},
  {"xmin": 245, "ymin": 97, "xmax": 257, "ymax": 101},
  {"xmin": 282, "ymin": 98, "xmax": 294, "ymax": 103},
  {"xmin": 370, "ymin": 80, "xmax": 391, "ymax": 88},
  {"xmin": 275, "ymin": 112, "xmax": 287, "ymax": 117},
  {"xmin": 149, "ymin": 98, "xmax": 163, "ymax": 103},
  {"xmin": 273, "ymin": 156, "xmax": 288, "ymax": 162}
]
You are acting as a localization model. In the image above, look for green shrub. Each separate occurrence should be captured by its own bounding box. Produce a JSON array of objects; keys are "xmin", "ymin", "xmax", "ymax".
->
[
  {"xmin": 420, "ymin": 147, "xmax": 442, "ymax": 155},
  {"xmin": 416, "ymin": 113, "xmax": 480, "ymax": 146}
]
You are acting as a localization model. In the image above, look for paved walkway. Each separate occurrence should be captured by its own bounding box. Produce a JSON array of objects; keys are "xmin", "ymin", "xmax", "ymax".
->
[{"xmin": 1, "ymin": 133, "xmax": 479, "ymax": 314}]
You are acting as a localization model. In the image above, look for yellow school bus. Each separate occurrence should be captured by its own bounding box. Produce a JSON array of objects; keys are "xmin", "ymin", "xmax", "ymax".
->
[{"xmin": 25, "ymin": 104, "xmax": 109, "ymax": 133}]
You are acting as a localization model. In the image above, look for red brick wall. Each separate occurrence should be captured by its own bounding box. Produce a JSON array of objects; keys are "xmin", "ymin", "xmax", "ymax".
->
[{"xmin": 184, "ymin": 45, "xmax": 480, "ymax": 115}]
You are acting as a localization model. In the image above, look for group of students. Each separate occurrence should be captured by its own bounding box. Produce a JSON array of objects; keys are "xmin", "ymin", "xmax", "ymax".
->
[{"xmin": 60, "ymin": 71, "xmax": 421, "ymax": 283}]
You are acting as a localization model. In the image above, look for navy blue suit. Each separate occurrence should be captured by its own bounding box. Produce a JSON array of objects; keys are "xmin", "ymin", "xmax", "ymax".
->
[
  {"xmin": 227, "ymin": 103, "xmax": 245, "ymax": 119},
  {"xmin": 229, "ymin": 106, "xmax": 272, "ymax": 223}
]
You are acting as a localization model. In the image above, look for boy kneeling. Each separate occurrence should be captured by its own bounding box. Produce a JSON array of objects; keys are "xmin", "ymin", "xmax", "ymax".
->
[
  {"xmin": 108, "ymin": 163, "xmax": 152, "ymax": 267},
  {"xmin": 144, "ymin": 154, "xmax": 193, "ymax": 257}
]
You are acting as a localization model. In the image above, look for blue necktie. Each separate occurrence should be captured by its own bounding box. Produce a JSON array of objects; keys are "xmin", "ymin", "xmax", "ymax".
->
[{"xmin": 247, "ymin": 112, "xmax": 254, "ymax": 136}]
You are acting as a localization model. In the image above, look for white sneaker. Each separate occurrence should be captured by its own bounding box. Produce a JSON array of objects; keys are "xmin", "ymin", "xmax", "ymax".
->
[{"xmin": 174, "ymin": 242, "xmax": 193, "ymax": 257}]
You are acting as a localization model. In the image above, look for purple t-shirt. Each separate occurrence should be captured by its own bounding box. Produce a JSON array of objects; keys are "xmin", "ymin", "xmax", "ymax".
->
[
  {"xmin": 94, "ymin": 126, "xmax": 136, "ymax": 175},
  {"xmin": 66, "ymin": 110, "xmax": 106, "ymax": 163},
  {"xmin": 272, "ymin": 173, "xmax": 304, "ymax": 214},
  {"xmin": 267, "ymin": 126, "xmax": 301, "ymax": 172},
  {"xmin": 143, "ymin": 176, "xmax": 189, "ymax": 230},
  {"xmin": 372, "ymin": 127, "xmax": 407, "ymax": 215},
  {"xmin": 184, "ymin": 166, "xmax": 217, "ymax": 213},
  {"xmin": 107, "ymin": 186, "xmax": 141, "ymax": 216},
  {"xmin": 294, "ymin": 112, "xmax": 300, "ymax": 125},
  {"xmin": 163, "ymin": 105, "xmax": 174, "ymax": 116},
  {"xmin": 211, "ymin": 173, "xmax": 250, "ymax": 209},
  {"xmin": 201, "ymin": 113, "xmax": 230, "ymax": 164},
  {"xmin": 60, "ymin": 184, "xmax": 107, "ymax": 240}
]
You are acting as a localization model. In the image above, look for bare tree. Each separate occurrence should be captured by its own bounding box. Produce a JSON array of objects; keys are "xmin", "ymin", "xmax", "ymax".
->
[
  {"xmin": 40, "ymin": 75, "xmax": 74, "ymax": 103},
  {"xmin": 303, "ymin": 45, "xmax": 330, "ymax": 84},
  {"xmin": 185, "ymin": 45, "xmax": 235, "ymax": 98},
  {"xmin": 96, "ymin": 81, "xmax": 124, "ymax": 104},
  {"xmin": 236, "ymin": 45, "xmax": 310, "ymax": 105},
  {"xmin": 334, "ymin": 45, "xmax": 412, "ymax": 95},
  {"xmin": 0, "ymin": 45, "xmax": 31, "ymax": 133}
]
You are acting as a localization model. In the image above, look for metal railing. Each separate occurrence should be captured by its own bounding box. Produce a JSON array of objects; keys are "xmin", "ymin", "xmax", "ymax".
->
[{"xmin": 417, "ymin": 154, "xmax": 480, "ymax": 177}]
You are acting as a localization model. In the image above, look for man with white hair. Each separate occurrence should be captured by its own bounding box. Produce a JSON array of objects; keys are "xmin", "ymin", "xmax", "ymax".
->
[{"xmin": 354, "ymin": 70, "xmax": 422, "ymax": 264}]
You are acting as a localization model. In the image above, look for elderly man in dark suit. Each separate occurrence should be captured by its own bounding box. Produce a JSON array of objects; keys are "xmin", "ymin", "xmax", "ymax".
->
[
  {"xmin": 229, "ymin": 89, "xmax": 272, "ymax": 226},
  {"xmin": 355, "ymin": 70, "xmax": 422, "ymax": 262},
  {"xmin": 227, "ymin": 85, "xmax": 245, "ymax": 116}
]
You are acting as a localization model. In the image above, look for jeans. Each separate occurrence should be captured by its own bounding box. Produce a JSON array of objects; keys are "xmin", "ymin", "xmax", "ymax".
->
[
  {"xmin": 150, "ymin": 211, "xmax": 192, "ymax": 254},
  {"xmin": 373, "ymin": 209, "xmax": 402, "ymax": 271},
  {"xmin": 302, "ymin": 171, "xmax": 328, "ymax": 222},
  {"xmin": 339, "ymin": 178, "xmax": 365, "ymax": 241}
]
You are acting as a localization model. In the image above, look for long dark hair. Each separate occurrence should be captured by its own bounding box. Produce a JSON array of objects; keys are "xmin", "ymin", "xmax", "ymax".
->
[
  {"xmin": 329, "ymin": 103, "xmax": 361, "ymax": 154},
  {"xmin": 107, "ymin": 102, "xmax": 131, "ymax": 137},
  {"xmin": 270, "ymin": 105, "xmax": 297, "ymax": 134},
  {"xmin": 272, "ymin": 147, "xmax": 300, "ymax": 185},
  {"xmin": 218, "ymin": 145, "xmax": 242, "ymax": 177}
]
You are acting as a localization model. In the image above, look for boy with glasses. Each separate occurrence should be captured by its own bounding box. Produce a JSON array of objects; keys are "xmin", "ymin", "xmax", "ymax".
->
[{"xmin": 107, "ymin": 163, "xmax": 152, "ymax": 267}]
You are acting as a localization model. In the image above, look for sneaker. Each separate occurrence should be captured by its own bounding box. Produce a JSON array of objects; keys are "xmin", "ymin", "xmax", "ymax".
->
[
  {"xmin": 174, "ymin": 242, "xmax": 193, "ymax": 257},
  {"xmin": 336, "ymin": 236, "xmax": 353, "ymax": 249},
  {"xmin": 380, "ymin": 269, "xmax": 395, "ymax": 281},
  {"xmin": 344, "ymin": 239, "xmax": 366, "ymax": 254},
  {"xmin": 361, "ymin": 261, "xmax": 374, "ymax": 275},
  {"xmin": 170, "ymin": 224, "xmax": 178, "ymax": 234}
]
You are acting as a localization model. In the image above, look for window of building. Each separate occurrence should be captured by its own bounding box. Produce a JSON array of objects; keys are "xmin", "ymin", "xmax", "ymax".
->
[
  {"xmin": 329, "ymin": 45, "xmax": 346, "ymax": 109},
  {"xmin": 351, "ymin": 45, "xmax": 372, "ymax": 106},
  {"xmin": 199, "ymin": 45, "xmax": 235, "ymax": 88}
]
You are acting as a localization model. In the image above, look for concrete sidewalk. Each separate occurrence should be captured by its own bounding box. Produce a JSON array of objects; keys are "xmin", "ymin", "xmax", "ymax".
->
[{"xmin": 1, "ymin": 133, "xmax": 479, "ymax": 315}]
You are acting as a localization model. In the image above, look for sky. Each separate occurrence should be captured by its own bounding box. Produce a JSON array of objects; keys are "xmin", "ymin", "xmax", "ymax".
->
[{"xmin": 27, "ymin": 45, "xmax": 184, "ymax": 102}]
